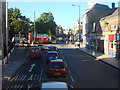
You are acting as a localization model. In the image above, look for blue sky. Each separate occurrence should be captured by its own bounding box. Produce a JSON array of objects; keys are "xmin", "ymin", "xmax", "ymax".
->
[{"xmin": 8, "ymin": 2, "xmax": 119, "ymax": 29}]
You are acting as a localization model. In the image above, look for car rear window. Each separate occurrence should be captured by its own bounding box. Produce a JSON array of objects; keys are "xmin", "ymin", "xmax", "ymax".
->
[
  {"xmin": 50, "ymin": 63, "xmax": 64, "ymax": 69},
  {"xmin": 31, "ymin": 49, "xmax": 40, "ymax": 53},
  {"xmin": 47, "ymin": 53, "xmax": 57, "ymax": 57}
]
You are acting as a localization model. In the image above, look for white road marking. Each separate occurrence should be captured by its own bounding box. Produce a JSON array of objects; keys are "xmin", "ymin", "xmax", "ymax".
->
[
  {"xmin": 29, "ymin": 64, "xmax": 36, "ymax": 72},
  {"xmin": 33, "ymin": 74, "xmax": 37, "ymax": 80},
  {"xmin": 19, "ymin": 85, "xmax": 23, "ymax": 90},
  {"xmin": 10, "ymin": 85, "xmax": 14, "ymax": 89},
  {"xmin": 39, "ymin": 68, "xmax": 44, "ymax": 82},
  {"xmin": 19, "ymin": 75, "xmax": 24, "ymax": 81},
  {"xmin": 28, "ymin": 74, "xmax": 33, "ymax": 81},
  {"xmin": 13, "ymin": 84, "xmax": 17, "ymax": 88},
  {"xmin": 11, "ymin": 75, "xmax": 19, "ymax": 81},
  {"xmin": 22, "ymin": 75, "xmax": 27, "ymax": 81},
  {"xmin": 68, "ymin": 71, "xmax": 74, "ymax": 82},
  {"xmin": 36, "ymin": 74, "xmax": 40, "ymax": 80},
  {"xmin": 64, "ymin": 61, "xmax": 68, "ymax": 67},
  {"xmin": 28, "ymin": 84, "xmax": 33, "ymax": 89},
  {"xmin": 17, "ymin": 84, "xmax": 21, "ymax": 88}
]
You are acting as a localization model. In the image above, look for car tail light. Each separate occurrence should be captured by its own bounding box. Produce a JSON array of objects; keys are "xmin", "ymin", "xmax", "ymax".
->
[
  {"xmin": 48, "ymin": 68, "xmax": 55, "ymax": 72},
  {"xmin": 60, "ymin": 68, "xmax": 66, "ymax": 72}
]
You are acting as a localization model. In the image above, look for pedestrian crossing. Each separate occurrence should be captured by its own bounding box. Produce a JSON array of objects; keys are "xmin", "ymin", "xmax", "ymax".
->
[{"xmin": 10, "ymin": 74, "xmax": 41, "ymax": 81}]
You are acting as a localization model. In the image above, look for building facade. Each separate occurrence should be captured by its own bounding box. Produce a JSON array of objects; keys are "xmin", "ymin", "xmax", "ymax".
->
[
  {"xmin": 100, "ymin": 7, "xmax": 120, "ymax": 57},
  {"xmin": 82, "ymin": 3, "xmax": 117, "ymax": 53}
]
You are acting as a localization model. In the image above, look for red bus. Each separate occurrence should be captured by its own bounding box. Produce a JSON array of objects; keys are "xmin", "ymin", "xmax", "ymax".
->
[
  {"xmin": 28, "ymin": 33, "xmax": 50, "ymax": 44},
  {"xmin": 35, "ymin": 33, "xmax": 50, "ymax": 44}
]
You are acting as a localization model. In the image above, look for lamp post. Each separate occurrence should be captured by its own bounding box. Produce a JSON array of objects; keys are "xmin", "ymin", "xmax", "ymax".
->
[
  {"xmin": 34, "ymin": 11, "xmax": 36, "ymax": 41},
  {"xmin": 72, "ymin": 4, "xmax": 81, "ymax": 48}
]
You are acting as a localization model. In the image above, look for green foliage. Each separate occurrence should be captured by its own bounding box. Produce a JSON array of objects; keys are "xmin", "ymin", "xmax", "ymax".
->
[
  {"xmin": 8, "ymin": 8, "xmax": 33, "ymax": 40},
  {"xmin": 35, "ymin": 12, "xmax": 57, "ymax": 36}
]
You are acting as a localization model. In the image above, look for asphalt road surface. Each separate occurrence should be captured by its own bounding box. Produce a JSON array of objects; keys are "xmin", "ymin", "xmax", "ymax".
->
[{"xmin": 2, "ymin": 44, "xmax": 119, "ymax": 89}]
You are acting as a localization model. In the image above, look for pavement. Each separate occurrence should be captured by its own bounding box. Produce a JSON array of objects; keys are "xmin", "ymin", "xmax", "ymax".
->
[
  {"xmin": 2, "ymin": 47, "xmax": 28, "ymax": 86},
  {"xmin": 2, "ymin": 43, "xmax": 120, "ymax": 88}
]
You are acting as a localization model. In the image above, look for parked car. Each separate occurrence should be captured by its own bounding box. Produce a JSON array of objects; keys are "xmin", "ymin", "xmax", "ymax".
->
[
  {"xmin": 29, "ymin": 47, "xmax": 41, "ymax": 59},
  {"xmin": 38, "ymin": 44, "xmax": 45, "ymax": 50},
  {"xmin": 48, "ymin": 46, "xmax": 58, "ymax": 52},
  {"xmin": 40, "ymin": 81, "xmax": 68, "ymax": 90},
  {"xmin": 47, "ymin": 59, "xmax": 67, "ymax": 77}
]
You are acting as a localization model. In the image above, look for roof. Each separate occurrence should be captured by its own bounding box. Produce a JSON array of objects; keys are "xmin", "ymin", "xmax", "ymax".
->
[
  {"xmin": 47, "ymin": 51, "xmax": 58, "ymax": 54},
  {"xmin": 41, "ymin": 81, "xmax": 68, "ymax": 89},
  {"xmin": 50, "ymin": 59, "xmax": 63, "ymax": 63},
  {"xmin": 92, "ymin": 3, "xmax": 110, "ymax": 11}
]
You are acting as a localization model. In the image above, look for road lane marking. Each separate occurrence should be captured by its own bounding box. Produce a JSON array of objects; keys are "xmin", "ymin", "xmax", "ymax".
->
[
  {"xmin": 29, "ymin": 64, "xmax": 36, "ymax": 72},
  {"xmin": 13, "ymin": 84, "xmax": 17, "ymax": 88},
  {"xmin": 19, "ymin": 85, "xmax": 23, "ymax": 90},
  {"xmin": 10, "ymin": 85, "xmax": 14, "ymax": 89},
  {"xmin": 39, "ymin": 68, "xmax": 44, "ymax": 82},
  {"xmin": 28, "ymin": 74, "xmax": 33, "ymax": 81},
  {"xmin": 64, "ymin": 61, "xmax": 68, "ymax": 67},
  {"xmin": 17, "ymin": 84, "xmax": 21, "ymax": 88},
  {"xmin": 19, "ymin": 75, "xmax": 24, "ymax": 81},
  {"xmin": 36, "ymin": 74, "xmax": 40, "ymax": 80},
  {"xmin": 22, "ymin": 75, "xmax": 27, "ymax": 81},
  {"xmin": 28, "ymin": 84, "xmax": 33, "ymax": 89},
  {"xmin": 11, "ymin": 75, "xmax": 19, "ymax": 81},
  {"xmin": 68, "ymin": 71, "xmax": 74, "ymax": 82},
  {"xmin": 33, "ymin": 74, "xmax": 37, "ymax": 80}
]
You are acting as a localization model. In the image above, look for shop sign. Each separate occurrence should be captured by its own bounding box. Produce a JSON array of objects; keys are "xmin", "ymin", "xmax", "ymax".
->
[
  {"xmin": 109, "ymin": 35, "xmax": 114, "ymax": 40},
  {"xmin": 111, "ymin": 25, "xmax": 118, "ymax": 30}
]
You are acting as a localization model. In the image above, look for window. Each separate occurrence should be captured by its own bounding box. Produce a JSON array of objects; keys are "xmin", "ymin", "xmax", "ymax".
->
[{"xmin": 31, "ymin": 49, "xmax": 40, "ymax": 53}]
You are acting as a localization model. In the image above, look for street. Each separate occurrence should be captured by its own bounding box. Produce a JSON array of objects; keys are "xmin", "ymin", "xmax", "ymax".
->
[{"xmin": 2, "ymin": 43, "xmax": 119, "ymax": 89}]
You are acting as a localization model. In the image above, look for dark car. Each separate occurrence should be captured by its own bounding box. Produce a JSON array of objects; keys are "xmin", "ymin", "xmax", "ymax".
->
[
  {"xmin": 38, "ymin": 44, "xmax": 45, "ymax": 50},
  {"xmin": 48, "ymin": 46, "xmax": 58, "ymax": 52},
  {"xmin": 46, "ymin": 55, "xmax": 58, "ymax": 64},
  {"xmin": 46, "ymin": 51, "xmax": 59, "ymax": 64},
  {"xmin": 47, "ymin": 59, "xmax": 67, "ymax": 78}
]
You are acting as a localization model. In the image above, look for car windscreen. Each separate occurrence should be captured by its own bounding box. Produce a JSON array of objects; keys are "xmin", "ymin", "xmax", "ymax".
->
[
  {"xmin": 47, "ymin": 53, "xmax": 57, "ymax": 57},
  {"xmin": 31, "ymin": 49, "xmax": 40, "ymax": 53},
  {"xmin": 50, "ymin": 63, "xmax": 64, "ymax": 69}
]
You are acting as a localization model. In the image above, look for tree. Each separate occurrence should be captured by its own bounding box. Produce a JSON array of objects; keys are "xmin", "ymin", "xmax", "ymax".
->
[
  {"xmin": 8, "ymin": 8, "xmax": 33, "ymax": 40},
  {"xmin": 35, "ymin": 12, "xmax": 57, "ymax": 36}
]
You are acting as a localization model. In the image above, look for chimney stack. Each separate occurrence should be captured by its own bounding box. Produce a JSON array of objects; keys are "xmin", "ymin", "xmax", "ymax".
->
[{"xmin": 112, "ymin": 2, "xmax": 115, "ymax": 9}]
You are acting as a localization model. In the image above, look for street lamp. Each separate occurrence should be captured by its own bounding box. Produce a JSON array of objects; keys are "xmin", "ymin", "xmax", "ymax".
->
[
  {"xmin": 72, "ymin": 4, "xmax": 81, "ymax": 48},
  {"xmin": 34, "ymin": 11, "xmax": 36, "ymax": 41}
]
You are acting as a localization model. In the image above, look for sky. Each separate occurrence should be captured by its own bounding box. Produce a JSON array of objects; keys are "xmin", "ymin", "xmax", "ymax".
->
[{"xmin": 8, "ymin": 1, "xmax": 119, "ymax": 29}]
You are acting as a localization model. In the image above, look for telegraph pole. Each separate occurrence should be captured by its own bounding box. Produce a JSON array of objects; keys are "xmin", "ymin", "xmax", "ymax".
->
[
  {"xmin": 34, "ymin": 11, "xmax": 36, "ymax": 41},
  {"xmin": 0, "ymin": 1, "xmax": 4, "ymax": 64}
]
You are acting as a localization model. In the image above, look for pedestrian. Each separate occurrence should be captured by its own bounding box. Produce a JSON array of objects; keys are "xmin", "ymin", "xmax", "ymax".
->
[
  {"xmin": 66, "ymin": 40, "xmax": 68, "ymax": 45},
  {"xmin": 15, "ymin": 41, "xmax": 19, "ymax": 48}
]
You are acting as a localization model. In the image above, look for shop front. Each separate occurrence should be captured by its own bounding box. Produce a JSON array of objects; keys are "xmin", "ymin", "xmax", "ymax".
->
[{"xmin": 108, "ymin": 34, "xmax": 120, "ymax": 57}]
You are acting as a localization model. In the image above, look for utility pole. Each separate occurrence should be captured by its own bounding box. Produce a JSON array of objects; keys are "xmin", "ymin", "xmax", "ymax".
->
[
  {"xmin": 34, "ymin": 11, "xmax": 36, "ymax": 41},
  {"xmin": 6, "ymin": 1, "xmax": 8, "ymax": 64},
  {"xmin": 0, "ymin": 1, "xmax": 5, "ymax": 89},
  {"xmin": 0, "ymin": 1, "xmax": 4, "ymax": 64},
  {"xmin": 72, "ymin": 4, "xmax": 81, "ymax": 48}
]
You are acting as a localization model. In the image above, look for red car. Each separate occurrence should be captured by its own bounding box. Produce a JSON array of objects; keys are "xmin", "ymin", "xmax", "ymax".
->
[
  {"xmin": 47, "ymin": 59, "xmax": 67, "ymax": 77},
  {"xmin": 29, "ymin": 47, "xmax": 41, "ymax": 59}
]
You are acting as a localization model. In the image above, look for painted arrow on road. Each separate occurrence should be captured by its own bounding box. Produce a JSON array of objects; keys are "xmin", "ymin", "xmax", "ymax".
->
[{"xmin": 29, "ymin": 64, "xmax": 36, "ymax": 72}]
